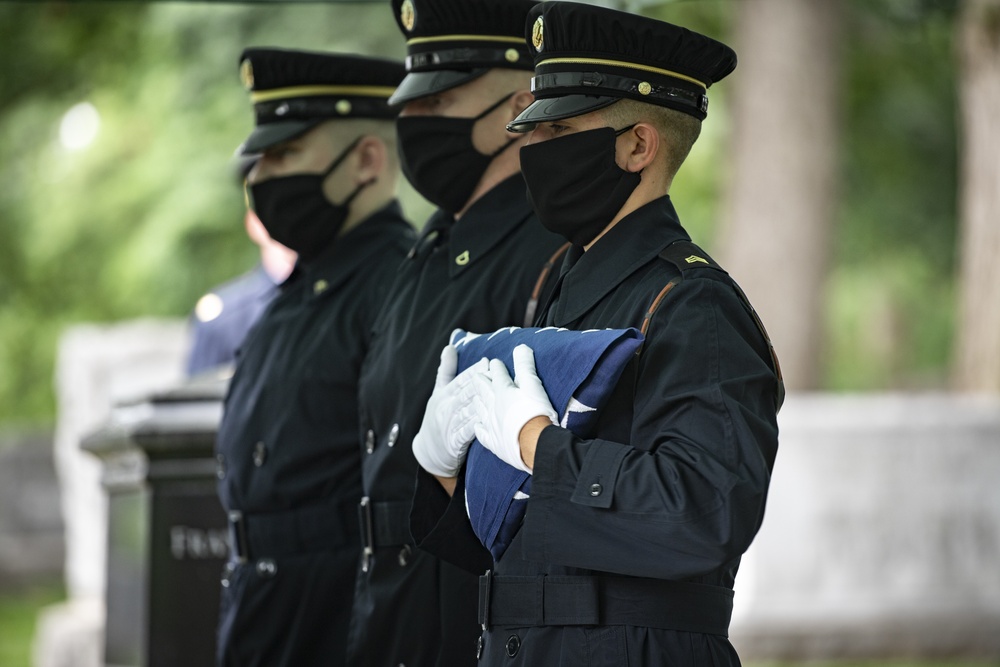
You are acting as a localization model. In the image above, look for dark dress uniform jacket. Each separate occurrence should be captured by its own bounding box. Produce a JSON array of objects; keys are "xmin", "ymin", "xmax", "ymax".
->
[
  {"xmin": 347, "ymin": 175, "xmax": 565, "ymax": 667},
  {"xmin": 411, "ymin": 196, "xmax": 780, "ymax": 666},
  {"xmin": 215, "ymin": 203, "xmax": 414, "ymax": 667}
]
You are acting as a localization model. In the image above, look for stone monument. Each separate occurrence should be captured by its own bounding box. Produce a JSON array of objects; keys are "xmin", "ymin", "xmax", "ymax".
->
[{"xmin": 34, "ymin": 319, "xmax": 188, "ymax": 667}]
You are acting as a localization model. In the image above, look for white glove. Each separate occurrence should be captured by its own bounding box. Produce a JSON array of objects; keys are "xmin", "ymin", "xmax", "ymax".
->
[
  {"xmin": 471, "ymin": 344, "xmax": 558, "ymax": 474},
  {"xmin": 412, "ymin": 345, "xmax": 487, "ymax": 478}
]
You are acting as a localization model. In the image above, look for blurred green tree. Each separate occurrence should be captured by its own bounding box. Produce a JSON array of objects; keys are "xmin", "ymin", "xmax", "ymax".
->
[
  {"xmin": 0, "ymin": 2, "xmax": 417, "ymax": 426},
  {"xmin": 952, "ymin": 0, "xmax": 1000, "ymax": 392},
  {"xmin": 0, "ymin": 1, "xmax": 967, "ymax": 428}
]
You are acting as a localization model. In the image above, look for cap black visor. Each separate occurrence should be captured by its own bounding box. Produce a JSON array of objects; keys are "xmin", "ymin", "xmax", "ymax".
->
[
  {"xmin": 388, "ymin": 69, "xmax": 488, "ymax": 106},
  {"xmin": 507, "ymin": 95, "xmax": 620, "ymax": 133},
  {"xmin": 241, "ymin": 119, "xmax": 323, "ymax": 155}
]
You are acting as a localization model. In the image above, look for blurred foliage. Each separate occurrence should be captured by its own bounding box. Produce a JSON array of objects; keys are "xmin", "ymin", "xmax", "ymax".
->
[
  {"xmin": 828, "ymin": 0, "xmax": 958, "ymax": 390},
  {"xmin": 0, "ymin": 578, "xmax": 65, "ymax": 667},
  {"xmin": 643, "ymin": 0, "xmax": 733, "ymax": 245},
  {"xmin": 0, "ymin": 2, "xmax": 427, "ymax": 427},
  {"xmin": 646, "ymin": 0, "xmax": 959, "ymax": 391},
  {"xmin": 0, "ymin": 0, "xmax": 962, "ymax": 427}
]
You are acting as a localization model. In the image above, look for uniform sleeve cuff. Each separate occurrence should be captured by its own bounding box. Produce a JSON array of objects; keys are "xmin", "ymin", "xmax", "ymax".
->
[{"xmin": 568, "ymin": 438, "xmax": 628, "ymax": 509}]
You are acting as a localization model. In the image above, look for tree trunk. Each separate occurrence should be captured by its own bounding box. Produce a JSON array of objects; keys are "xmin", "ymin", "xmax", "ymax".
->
[
  {"xmin": 952, "ymin": 0, "xmax": 1000, "ymax": 393},
  {"xmin": 718, "ymin": 0, "xmax": 842, "ymax": 391}
]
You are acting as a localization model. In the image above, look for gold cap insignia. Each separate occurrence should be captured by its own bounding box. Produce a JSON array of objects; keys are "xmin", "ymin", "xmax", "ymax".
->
[
  {"xmin": 685, "ymin": 255, "xmax": 709, "ymax": 265},
  {"xmin": 504, "ymin": 48, "xmax": 520, "ymax": 64},
  {"xmin": 335, "ymin": 99, "xmax": 352, "ymax": 115},
  {"xmin": 455, "ymin": 250, "xmax": 470, "ymax": 266},
  {"xmin": 240, "ymin": 59, "xmax": 254, "ymax": 91},
  {"xmin": 400, "ymin": 0, "xmax": 416, "ymax": 32},
  {"xmin": 638, "ymin": 81, "xmax": 652, "ymax": 96},
  {"xmin": 532, "ymin": 16, "xmax": 544, "ymax": 52}
]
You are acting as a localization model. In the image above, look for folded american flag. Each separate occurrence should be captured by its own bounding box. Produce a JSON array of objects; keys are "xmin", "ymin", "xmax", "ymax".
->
[{"xmin": 451, "ymin": 326, "xmax": 644, "ymax": 560}]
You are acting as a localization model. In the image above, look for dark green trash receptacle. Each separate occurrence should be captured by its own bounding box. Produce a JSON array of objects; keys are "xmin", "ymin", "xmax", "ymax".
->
[{"xmin": 84, "ymin": 371, "xmax": 230, "ymax": 667}]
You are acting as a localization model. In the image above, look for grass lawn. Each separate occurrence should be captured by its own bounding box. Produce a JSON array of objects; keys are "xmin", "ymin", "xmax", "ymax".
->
[{"xmin": 0, "ymin": 580, "xmax": 66, "ymax": 667}]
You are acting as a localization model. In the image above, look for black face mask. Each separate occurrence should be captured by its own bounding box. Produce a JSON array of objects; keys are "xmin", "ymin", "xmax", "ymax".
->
[
  {"xmin": 520, "ymin": 126, "xmax": 640, "ymax": 247},
  {"xmin": 396, "ymin": 93, "xmax": 517, "ymax": 214},
  {"xmin": 248, "ymin": 136, "xmax": 370, "ymax": 262}
]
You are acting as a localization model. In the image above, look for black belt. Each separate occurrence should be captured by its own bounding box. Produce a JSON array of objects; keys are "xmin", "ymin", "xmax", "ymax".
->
[
  {"xmin": 358, "ymin": 497, "xmax": 413, "ymax": 572},
  {"xmin": 227, "ymin": 500, "xmax": 359, "ymax": 563},
  {"xmin": 478, "ymin": 571, "xmax": 734, "ymax": 637}
]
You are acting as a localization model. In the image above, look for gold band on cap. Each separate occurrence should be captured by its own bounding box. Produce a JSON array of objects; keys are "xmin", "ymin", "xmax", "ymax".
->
[
  {"xmin": 406, "ymin": 34, "xmax": 525, "ymax": 46},
  {"xmin": 250, "ymin": 85, "xmax": 398, "ymax": 103},
  {"xmin": 536, "ymin": 57, "xmax": 707, "ymax": 89}
]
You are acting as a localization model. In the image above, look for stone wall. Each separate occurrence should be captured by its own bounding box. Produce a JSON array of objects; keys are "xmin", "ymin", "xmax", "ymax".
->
[
  {"xmin": 34, "ymin": 319, "xmax": 189, "ymax": 667},
  {"xmin": 0, "ymin": 429, "xmax": 63, "ymax": 587},
  {"xmin": 52, "ymin": 319, "xmax": 189, "ymax": 602},
  {"xmin": 731, "ymin": 392, "xmax": 1000, "ymax": 660}
]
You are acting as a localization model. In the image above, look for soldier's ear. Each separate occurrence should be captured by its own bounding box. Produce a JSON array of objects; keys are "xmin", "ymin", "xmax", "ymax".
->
[
  {"xmin": 504, "ymin": 91, "xmax": 535, "ymax": 139},
  {"xmin": 510, "ymin": 90, "xmax": 535, "ymax": 120},
  {"xmin": 354, "ymin": 136, "xmax": 386, "ymax": 182},
  {"xmin": 621, "ymin": 122, "xmax": 659, "ymax": 173}
]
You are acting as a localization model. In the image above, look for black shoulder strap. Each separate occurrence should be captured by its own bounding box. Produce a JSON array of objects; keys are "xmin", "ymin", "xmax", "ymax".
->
[{"xmin": 640, "ymin": 240, "xmax": 785, "ymax": 411}]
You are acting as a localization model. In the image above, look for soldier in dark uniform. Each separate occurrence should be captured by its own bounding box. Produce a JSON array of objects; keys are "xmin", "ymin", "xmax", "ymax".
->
[
  {"xmin": 214, "ymin": 48, "xmax": 414, "ymax": 667},
  {"xmin": 346, "ymin": 1, "xmax": 566, "ymax": 665},
  {"xmin": 410, "ymin": 3, "xmax": 783, "ymax": 665},
  {"xmin": 186, "ymin": 208, "xmax": 296, "ymax": 377}
]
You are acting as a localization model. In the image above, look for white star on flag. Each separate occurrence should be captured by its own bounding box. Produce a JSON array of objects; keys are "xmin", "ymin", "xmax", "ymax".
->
[{"xmin": 560, "ymin": 396, "xmax": 597, "ymax": 428}]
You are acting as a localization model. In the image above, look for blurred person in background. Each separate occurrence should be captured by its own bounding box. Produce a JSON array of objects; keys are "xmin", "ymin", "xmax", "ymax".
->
[{"xmin": 186, "ymin": 182, "xmax": 297, "ymax": 376}]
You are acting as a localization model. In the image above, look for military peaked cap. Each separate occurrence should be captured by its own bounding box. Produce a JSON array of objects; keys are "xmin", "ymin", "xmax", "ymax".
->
[
  {"xmin": 388, "ymin": 0, "xmax": 536, "ymax": 106},
  {"xmin": 238, "ymin": 48, "xmax": 405, "ymax": 154},
  {"xmin": 508, "ymin": 1, "xmax": 737, "ymax": 131}
]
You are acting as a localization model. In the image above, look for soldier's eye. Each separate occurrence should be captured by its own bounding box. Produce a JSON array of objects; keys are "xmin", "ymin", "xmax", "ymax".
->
[{"xmin": 266, "ymin": 146, "xmax": 291, "ymax": 160}]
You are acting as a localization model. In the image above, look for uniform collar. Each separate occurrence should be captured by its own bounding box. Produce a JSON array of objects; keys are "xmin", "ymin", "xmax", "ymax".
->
[
  {"xmin": 446, "ymin": 174, "xmax": 533, "ymax": 279},
  {"xmin": 286, "ymin": 200, "xmax": 409, "ymax": 301},
  {"xmin": 548, "ymin": 195, "xmax": 690, "ymax": 326}
]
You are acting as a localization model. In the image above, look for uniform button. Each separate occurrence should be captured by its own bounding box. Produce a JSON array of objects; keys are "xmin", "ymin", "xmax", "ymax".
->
[
  {"xmin": 215, "ymin": 454, "xmax": 226, "ymax": 480},
  {"xmin": 220, "ymin": 561, "xmax": 236, "ymax": 588},
  {"xmin": 255, "ymin": 559, "xmax": 277, "ymax": 578},
  {"xmin": 589, "ymin": 483, "xmax": 603, "ymax": 497},
  {"xmin": 313, "ymin": 279, "xmax": 329, "ymax": 295},
  {"xmin": 387, "ymin": 423, "xmax": 400, "ymax": 447},
  {"xmin": 253, "ymin": 442, "xmax": 267, "ymax": 467},
  {"xmin": 505, "ymin": 634, "xmax": 520, "ymax": 657},
  {"xmin": 398, "ymin": 544, "xmax": 412, "ymax": 567},
  {"xmin": 365, "ymin": 429, "xmax": 376, "ymax": 454}
]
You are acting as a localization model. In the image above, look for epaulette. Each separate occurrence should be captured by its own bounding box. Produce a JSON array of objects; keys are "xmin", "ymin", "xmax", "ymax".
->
[
  {"xmin": 657, "ymin": 239, "xmax": 726, "ymax": 276},
  {"xmin": 639, "ymin": 240, "xmax": 723, "ymax": 339},
  {"xmin": 642, "ymin": 240, "xmax": 785, "ymax": 411}
]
